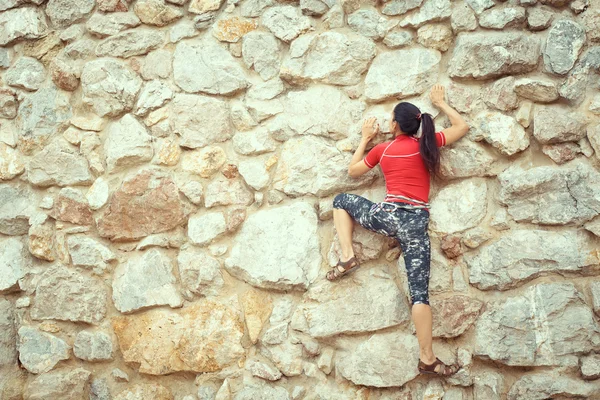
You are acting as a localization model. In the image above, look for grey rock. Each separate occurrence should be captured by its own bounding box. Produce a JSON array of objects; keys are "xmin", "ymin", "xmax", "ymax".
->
[
  {"xmin": 4, "ymin": 57, "xmax": 45, "ymax": 91},
  {"xmin": 272, "ymin": 136, "xmax": 377, "ymax": 197},
  {"xmin": 173, "ymin": 39, "xmax": 249, "ymax": 95},
  {"xmin": 479, "ymin": 6, "xmax": 526, "ymax": 29},
  {"xmin": 169, "ymin": 19, "xmax": 198, "ymax": 43},
  {"xmin": 270, "ymin": 86, "xmax": 365, "ymax": 140},
  {"xmin": 514, "ymin": 77, "xmax": 559, "ymax": 102},
  {"xmin": 483, "ymin": 76, "xmax": 519, "ymax": 111},
  {"xmin": 474, "ymin": 371, "xmax": 504, "ymax": 400},
  {"xmin": 449, "ymin": 32, "xmax": 540, "ymax": 79},
  {"xmin": 0, "ymin": 185, "xmax": 33, "ymax": 236},
  {"xmin": 365, "ymin": 48, "xmax": 441, "ymax": 101},
  {"xmin": 0, "ymin": 6, "xmax": 48, "ymax": 46},
  {"xmin": 348, "ymin": 8, "xmax": 396, "ymax": 40},
  {"xmin": 27, "ymin": 138, "xmax": 93, "ymax": 187},
  {"xmin": 188, "ymin": 211, "xmax": 226, "ymax": 246},
  {"xmin": 240, "ymin": 0, "xmax": 274, "ymax": 17},
  {"xmin": 112, "ymin": 248, "xmax": 184, "ymax": 313},
  {"xmin": 382, "ymin": 0, "xmax": 422, "ymax": 16},
  {"xmin": 451, "ymin": 1, "xmax": 478, "ymax": 32},
  {"xmin": 46, "ymin": 0, "xmax": 95, "ymax": 28},
  {"xmin": 559, "ymin": 47, "xmax": 600, "ymax": 103},
  {"xmin": 337, "ymin": 330, "xmax": 420, "ymax": 387},
  {"xmin": 204, "ymin": 177, "xmax": 253, "ymax": 208},
  {"xmin": 31, "ymin": 266, "xmax": 107, "ymax": 324},
  {"xmin": 86, "ymin": 12, "xmax": 141, "ymax": 37},
  {"xmin": 95, "ymin": 29, "xmax": 164, "ymax": 58},
  {"xmin": 169, "ymin": 93, "xmax": 232, "ymax": 148},
  {"xmin": 242, "ymin": 31, "xmax": 281, "ymax": 81},
  {"xmin": 177, "ymin": 244, "xmax": 224, "ymax": 298},
  {"xmin": 73, "ymin": 330, "xmax": 113, "ymax": 361},
  {"xmin": 281, "ymin": 31, "xmax": 376, "ymax": 86},
  {"xmin": 439, "ymin": 139, "xmax": 498, "ymax": 179},
  {"xmin": 383, "ymin": 29, "xmax": 413, "ymax": 48},
  {"xmin": 466, "ymin": 0, "xmax": 495, "ymax": 14},
  {"xmin": 81, "ymin": 59, "xmax": 142, "ymax": 118},
  {"xmin": 15, "ymin": 85, "xmax": 72, "ymax": 154},
  {"xmin": 239, "ymin": 157, "xmax": 271, "ymax": 190},
  {"xmin": 473, "ymin": 112, "xmax": 529, "ymax": 155},
  {"xmin": 544, "ymin": 19, "xmax": 586, "ymax": 75},
  {"xmin": 23, "ymin": 367, "xmax": 91, "ymax": 400},
  {"xmin": 67, "ymin": 235, "xmax": 116, "ymax": 274},
  {"xmin": 233, "ymin": 128, "xmax": 277, "ymax": 156},
  {"xmin": 261, "ymin": 6, "xmax": 311, "ymax": 43},
  {"xmin": 508, "ymin": 373, "xmax": 599, "ymax": 399},
  {"xmin": 90, "ymin": 378, "xmax": 112, "ymax": 400},
  {"xmin": 475, "ymin": 283, "xmax": 600, "ymax": 366},
  {"xmin": 141, "ymin": 49, "xmax": 172, "ymax": 80},
  {"xmin": 0, "ymin": 0, "xmax": 44, "ymax": 11},
  {"xmin": 18, "ymin": 326, "xmax": 70, "ymax": 374},
  {"xmin": 291, "ymin": 268, "xmax": 409, "ymax": 337},
  {"xmin": 0, "ymin": 237, "xmax": 29, "ymax": 294},
  {"xmin": 581, "ymin": 353, "xmax": 600, "ymax": 379},
  {"xmin": 399, "ymin": 0, "xmax": 452, "ymax": 28},
  {"xmin": 300, "ymin": 0, "xmax": 333, "ymax": 15},
  {"xmin": 135, "ymin": 80, "xmax": 173, "ymax": 116},
  {"xmin": 533, "ymin": 105, "xmax": 586, "ymax": 144},
  {"xmin": 466, "ymin": 229, "xmax": 599, "ymax": 290},
  {"xmin": 234, "ymin": 381, "xmax": 290, "ymax": 400},
  {"xmin": 527, "ymin": 5, "xmax": 554, "ymax": 31},
  {"xmin": 225, "ymin": 202, "xmax": 321, "ymax": 291},
  {"xmin": 0, "ymin": 89, "xmax": 17, "ymax": 119},
  {"xmin": 0, "ymin": 298, "xmax": 17, "ymax": 367},
  {"xmin": 105, "ymin": 114, "xmax": 154, "ymax": 173},
  {"xmin": 430, "ymin": 178, "xmax": 488, "ymax": 233},
  {"xmin": 498, "ymin": 160, "xmax": 600, "ymax": 225}
]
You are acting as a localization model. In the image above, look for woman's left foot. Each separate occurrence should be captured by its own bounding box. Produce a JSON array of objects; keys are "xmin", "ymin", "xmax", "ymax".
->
[{"xmin": 326, "ymin": 256, "xmax": 360, "ymax": 281}]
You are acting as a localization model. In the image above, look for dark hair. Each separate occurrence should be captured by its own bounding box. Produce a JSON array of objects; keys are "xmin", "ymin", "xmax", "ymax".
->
[{"xmin": 392, "ymin": 102, "xmax": 440, "ymax": 177}]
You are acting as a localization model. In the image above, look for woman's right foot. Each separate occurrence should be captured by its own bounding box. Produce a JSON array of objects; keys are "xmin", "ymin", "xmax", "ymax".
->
[
  {"xmin": 326, "ymin": 256, "xmax": 360, "ymax": 281},
  {"xmin": 417, "ymin": 357, "xmax": 459, "ymax": 376}
]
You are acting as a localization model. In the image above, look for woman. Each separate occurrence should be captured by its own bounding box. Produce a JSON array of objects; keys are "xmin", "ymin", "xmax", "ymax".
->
[{"xmin": 326, "ymin": 85, "xmax": 469, "ymax": 377}]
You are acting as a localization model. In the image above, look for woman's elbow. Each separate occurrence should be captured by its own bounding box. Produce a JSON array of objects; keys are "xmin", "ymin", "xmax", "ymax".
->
[{"xmin": 458, "ymin": 123, "xmax": 470, "ymax": 136}]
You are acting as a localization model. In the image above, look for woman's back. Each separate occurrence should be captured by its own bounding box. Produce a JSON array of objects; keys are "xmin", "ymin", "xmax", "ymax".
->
[{"xmin": 364, "ymin": 131, "xmax": 447, "ymax": 207}]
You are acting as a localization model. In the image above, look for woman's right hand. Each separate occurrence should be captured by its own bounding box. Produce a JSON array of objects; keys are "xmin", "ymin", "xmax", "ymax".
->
[
  {"xmin": 430, "ymin": 84, "xmax": 446, "ymax": 107},
  {"xmin": 361, "ymin": 117, "xmax": 379, "ymax": 143}
]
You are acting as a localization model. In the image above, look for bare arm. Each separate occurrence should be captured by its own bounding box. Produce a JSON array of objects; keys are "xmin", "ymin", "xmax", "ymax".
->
[
  {"xmin": 348, "ymin": 117, "xmax": 378, "ymax": 178},
  {"xmin": 430, "ymin": 85, "xmax": 469, "ymax": 146}
]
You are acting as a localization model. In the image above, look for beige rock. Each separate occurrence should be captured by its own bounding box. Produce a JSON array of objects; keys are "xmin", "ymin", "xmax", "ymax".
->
[
  {"xmin": 213, "ymin": 17, "xmax": 257, "ymax": 42},
  {"xmin": 242, "ymin": 289, "xmax": 273, "ymax": 344},
  {"xmin": 112, "ymin": 300, "xmax": 244, "ymax": 374},
  {"xmin": 96, "ymin": 169, "xmax": 191, "ymax": 241}
]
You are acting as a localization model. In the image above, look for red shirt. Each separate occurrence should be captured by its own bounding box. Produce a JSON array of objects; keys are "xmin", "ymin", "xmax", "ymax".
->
[{"xmin": 363, "ymin": 132, "xmax": 447, "ymax": 209}]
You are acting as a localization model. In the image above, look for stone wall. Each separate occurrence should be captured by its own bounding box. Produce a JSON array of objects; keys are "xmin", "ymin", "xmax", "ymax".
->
[{"xmin": 1, "ymin": 0, "xmax": 600, "ymax": 398}]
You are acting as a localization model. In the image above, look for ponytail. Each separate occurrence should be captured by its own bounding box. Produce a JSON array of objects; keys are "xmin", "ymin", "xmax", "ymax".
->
[
  {"xmin": 419, "ymin": 113, "xmax": 441, "ymax": 177},
  {"xmin": 392, "ymin": 102, "xmax": 441, "ymax": 178}
]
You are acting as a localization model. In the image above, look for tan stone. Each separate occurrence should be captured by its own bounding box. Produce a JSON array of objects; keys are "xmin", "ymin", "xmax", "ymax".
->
[
  {"xmin": 0, "ymin": 142, "xmax": 25, "ymax": 180},
  {"xmin": 114, "ymin": 383, "xmax": 173, "ymax": 400},
  {"xmin": 432, "ymin": 295, "xmax": 483, "ymax": 338},
  {"xmin": 97, "ymin": 169, "xmax": 191, "ymax": 241},
  {"xmin": 112, "ymin": 300, "xmax": 244, "ymax": 374},
  {"xmin": 189, "ymin": 0, "xmax": 224, "ymax": 13},
  {"xmin": 98, "ymin": 0, "xmax": 130, "ymax": 12},
  {"xmin": 213, "ymin": 17, "xmax": 257, "ymax": 43},
  {"xmin": 28, "ymin": 222, "xmax": 55, "ymax": 261},
  {"xmin": 181, "ymin": 146, "xmax": 226, "ymax": 178},
  {"xmin": 155, "ymin": 137, "xmax": 181, "ymax": 166},
  {"xmin": 50, "ymin": 189, "xmax": 93, "ymax": 226},
  {"xmin": 242, "ymin": 289, "xmax": 273, "ymax": 344}
]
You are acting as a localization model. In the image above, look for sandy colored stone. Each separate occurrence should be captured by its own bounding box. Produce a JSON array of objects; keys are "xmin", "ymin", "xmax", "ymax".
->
[
  {"xmin": 242, "ymin": 289, "xmax": 273, "ymax": 344},
  {"xmin": 112, "ymin": 300, "xmax": 244, "ymax": 374}
]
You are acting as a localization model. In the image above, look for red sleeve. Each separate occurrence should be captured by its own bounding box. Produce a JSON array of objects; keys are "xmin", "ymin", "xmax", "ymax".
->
[
  {"xmin": 363, "ymin": 142, "xmax": 387, "ymax": 168},
  {"xmin": 436, "ymin": 131, "xmax": 446, "ymax": 147}
]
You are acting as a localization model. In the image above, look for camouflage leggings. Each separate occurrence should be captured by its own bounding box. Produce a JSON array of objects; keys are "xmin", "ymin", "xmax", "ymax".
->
[{"xmin": 333, "ymin": 193, "xmax": 431, "ymax": 306}]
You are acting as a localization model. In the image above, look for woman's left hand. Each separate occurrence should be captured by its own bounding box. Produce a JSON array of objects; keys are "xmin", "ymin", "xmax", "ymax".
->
[{"xmin": 362, "ymin": 117, "xmax": 379, "ymax": 143}]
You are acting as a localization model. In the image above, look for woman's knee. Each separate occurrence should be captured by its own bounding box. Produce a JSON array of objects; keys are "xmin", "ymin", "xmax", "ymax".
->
[{"xmin": 333, "ymin": 193, "xmax": 349, "ymax": 209}]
